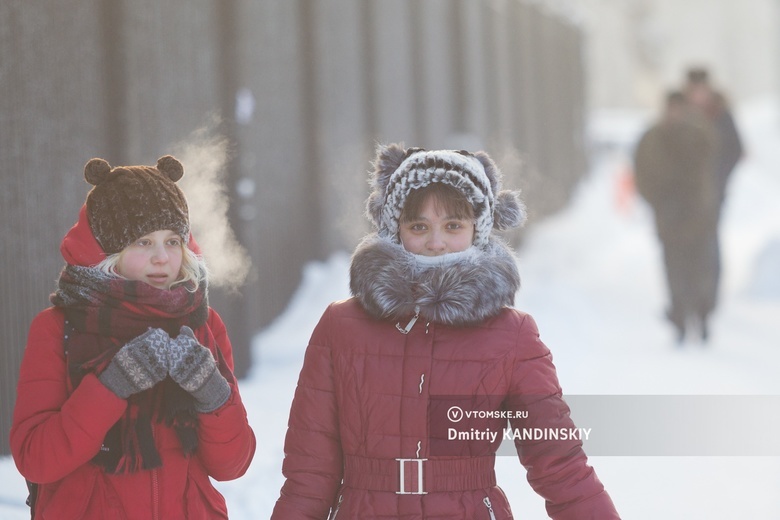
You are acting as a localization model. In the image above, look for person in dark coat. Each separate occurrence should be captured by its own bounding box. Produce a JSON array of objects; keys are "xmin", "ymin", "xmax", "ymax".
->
[
  {"xmin": 634, "ymin": 91, "xmax": 719, "ymax": 342},
  {"xmin": 684, "ymin": 68, "xmax": 744, "ymax": 335},
  {"xmin": 271, "ymin": 144, "xmax": 620, "ymax": 519},
  {"xmin": 684, "ymin": 67, "xmax": 744, "ymax": 207}
]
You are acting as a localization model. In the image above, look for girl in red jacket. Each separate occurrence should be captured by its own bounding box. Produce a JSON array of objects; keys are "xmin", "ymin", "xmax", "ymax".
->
[
  {"xmin": 11, "ymin": 156, "xmax": 256, "ymax": 519},
  {"xmin": 272, "ymin": 144, "xmax": 619, "ymax": 519}
]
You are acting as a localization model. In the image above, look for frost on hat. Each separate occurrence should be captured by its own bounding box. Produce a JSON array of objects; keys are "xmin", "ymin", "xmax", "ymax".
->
[
  {"xmin": 84, "ymin": 155, "xmax": 190, "ymax": 254},
  {"xmin": 366, "ymin": 143, "xmax": 526, "ymax": 248}
]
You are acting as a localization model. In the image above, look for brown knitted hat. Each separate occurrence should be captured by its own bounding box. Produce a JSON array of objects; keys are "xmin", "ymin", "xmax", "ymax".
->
[{"xmin": 84, "ymin": 155, "xmax": 190, "ymax": 254}]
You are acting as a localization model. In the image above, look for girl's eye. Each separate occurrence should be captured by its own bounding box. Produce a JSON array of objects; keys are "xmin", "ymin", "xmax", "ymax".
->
[
  {"xmin": 137, "ymin": 239, "xmax": 151, "ymax": 247},
  {"xmin": 446, "ymin": 222, "xmax": 465, "ymax": 230},
  {"xmin": 410, "ymin": 224, "xmax": 427, "ymax": 232},
  {"xmin": 167, "ymin": 238, "xmax": 182, "ymax": 246}
]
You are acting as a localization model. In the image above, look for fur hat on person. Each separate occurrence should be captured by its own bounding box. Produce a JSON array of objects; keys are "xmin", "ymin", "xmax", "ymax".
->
[
  {"xmin": 84, "ymin": 155, "xmax": 190, "ymax": 255},
  {"xmin": 366, "ymin": 143, "xmax": 526, "ymax": 249}
]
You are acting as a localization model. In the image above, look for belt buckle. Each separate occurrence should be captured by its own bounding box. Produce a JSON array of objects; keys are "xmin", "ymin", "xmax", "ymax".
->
[{"xmin": 395, "ymin": 458, "xmax": 427, "ymax": 495}]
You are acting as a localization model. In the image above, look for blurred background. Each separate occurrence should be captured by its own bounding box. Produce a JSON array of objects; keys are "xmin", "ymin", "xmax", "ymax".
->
[{"xmin": 1, "ymin": 0, "xmax": 779, "ymax": 508}]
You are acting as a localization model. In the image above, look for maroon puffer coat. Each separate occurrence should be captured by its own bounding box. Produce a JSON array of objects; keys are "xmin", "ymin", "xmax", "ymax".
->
[{"xmin": 272, "ymin": 236, "xmax": 619, "ymax": 519}]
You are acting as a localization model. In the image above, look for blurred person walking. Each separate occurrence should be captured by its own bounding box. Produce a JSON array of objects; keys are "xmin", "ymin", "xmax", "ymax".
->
[
  {"xmin": 633, "ymin": 91, "xmax": 719, "ymax": 342},
  {"xmin": 683, "ymin": 68, "xmax": 744, "ymax": 331},
  {"xmin": 683, "ymin": 67, "xmax": 744, "ymax": 208}
]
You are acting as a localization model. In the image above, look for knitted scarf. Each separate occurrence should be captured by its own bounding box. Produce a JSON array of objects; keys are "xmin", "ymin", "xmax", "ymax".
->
[{"xmin": 51, "ymin": 264, "xmax": 220, "ymax": 473}]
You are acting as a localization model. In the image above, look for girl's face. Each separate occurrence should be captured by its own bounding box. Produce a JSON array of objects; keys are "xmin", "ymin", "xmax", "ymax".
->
[
  {"xmin": 399, "ymin": 195, "xmax": 475, "ymax": 256},
  {"xmin": 116, "ymin": 230, "xmax": 184, "ymax": 289}
]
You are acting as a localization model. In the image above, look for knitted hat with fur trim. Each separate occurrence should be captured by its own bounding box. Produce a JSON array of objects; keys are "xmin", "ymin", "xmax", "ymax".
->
[
  {"xmin": 84, "ymin": 155, "xmax": 190, "ymax": 254},
  {"xmin": 366, "ymin": 143, "xmax": 526, "ymax": 248}
]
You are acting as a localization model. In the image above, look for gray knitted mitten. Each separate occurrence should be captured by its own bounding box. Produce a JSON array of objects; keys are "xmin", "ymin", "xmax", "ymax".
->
[
  {"xmin": 99, "ymin": 328, "xmax": 170, "ymax": 399},
  {"xmin": 168, "ymin": 326, "xmax": 231, "ymax": 413}
]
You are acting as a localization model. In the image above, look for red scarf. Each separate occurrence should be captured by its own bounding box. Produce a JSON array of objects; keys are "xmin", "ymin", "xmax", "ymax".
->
[{"xmin": 51, "ymin": 264, "xmax": 228, "ymax": 473}]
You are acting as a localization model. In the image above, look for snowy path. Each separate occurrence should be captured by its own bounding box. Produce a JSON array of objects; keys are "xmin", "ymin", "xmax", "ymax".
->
[{"xmin": 1, "ymin": 99, "xmax": 778, "ymax": 519}]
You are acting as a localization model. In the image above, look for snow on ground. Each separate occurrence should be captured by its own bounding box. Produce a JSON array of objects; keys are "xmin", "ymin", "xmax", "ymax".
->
[{"xmin": 1, "ymin": 98, "xmax": 779, "ymax": 519}]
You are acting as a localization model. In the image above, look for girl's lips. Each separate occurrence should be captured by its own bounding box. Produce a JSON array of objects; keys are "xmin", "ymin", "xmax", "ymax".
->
[{"xmin": 147, "ymin": 274, "xmax": 169, "ymax": 285}]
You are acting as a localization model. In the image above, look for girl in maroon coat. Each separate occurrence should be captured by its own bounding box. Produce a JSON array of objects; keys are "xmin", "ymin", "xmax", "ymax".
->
[
  {"xmin": 272, "ymin": 144, "xmax": 619, "ymax": 519},
  {"xmin": 11, "ymin": 156, "xmax": 255, "ymax": 519}
]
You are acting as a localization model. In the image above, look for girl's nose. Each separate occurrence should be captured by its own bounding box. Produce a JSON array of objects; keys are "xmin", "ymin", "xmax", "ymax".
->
[
  {"xmin": 426, "ymin": 230, "xmax": 447, "ymax": 254},
  {"xmin": 151, "ymin": 245, "xmax": 169, "ymax": 263}
]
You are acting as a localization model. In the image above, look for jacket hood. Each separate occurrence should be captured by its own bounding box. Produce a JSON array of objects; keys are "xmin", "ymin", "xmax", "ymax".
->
[
  {"xmin": 60, "ymin": 205, "xmax": 107, "ymax": 267},
  {"xmin": 349, "ymin": 233, "xmax": 520, "ymax": 326},
  {"xmin": 60, "ymin": 204, "xmax": 201, "ymax": 267}
]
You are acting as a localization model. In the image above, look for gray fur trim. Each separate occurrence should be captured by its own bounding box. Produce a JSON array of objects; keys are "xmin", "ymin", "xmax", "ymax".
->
[{"xmin": 349, "ymin": 234, "xmax": 520, "ymax": 326}]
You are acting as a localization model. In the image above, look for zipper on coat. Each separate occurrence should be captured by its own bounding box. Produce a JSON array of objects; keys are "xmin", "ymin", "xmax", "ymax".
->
[
  {"xmin": 152, "ymin": 469, "xmax": 160, "ymax": 520},
  {"xmin": 483, "ymin": 496, "xmax": 497, "ymax": 520},
  {"xmin": 396, "ymin": 305, "xmax": 420, "ymax": 334},
  {"xmin": 329, "ymin": 494, "xmax": 343, "ymax": 520}
]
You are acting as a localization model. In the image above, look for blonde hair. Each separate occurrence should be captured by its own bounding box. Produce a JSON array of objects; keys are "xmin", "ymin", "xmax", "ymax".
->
[{"xmin": 96, "ymin": 244, "xmax": 206, "ymax": 291}]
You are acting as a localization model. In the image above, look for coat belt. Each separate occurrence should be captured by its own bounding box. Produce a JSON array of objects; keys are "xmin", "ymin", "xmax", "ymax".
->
[{"xmin": 343, "ymin": 454, "xmax": 496, "ymax": 493}]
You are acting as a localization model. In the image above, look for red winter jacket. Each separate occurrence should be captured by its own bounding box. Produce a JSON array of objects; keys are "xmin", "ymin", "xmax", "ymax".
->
[
  {"xmin": 272, "ymin": 236, "xmax": 619, "ymax": 519},
  {"xmin": 11, "ymin": 307, "xmax": 255, "ymax": 519},
  {"xmin": 10, "ymin": 205, "xmax": 255, "ymax": 519}
]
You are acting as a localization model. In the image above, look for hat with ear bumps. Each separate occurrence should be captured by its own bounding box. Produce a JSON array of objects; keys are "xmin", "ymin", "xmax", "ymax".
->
[
  {"xmin": 84, "ymin": 155, "xmax": 190, "ymax": 254},
  {"xmin": 366, "ymin": 143, "xmax": 526, "ymax": 249}
]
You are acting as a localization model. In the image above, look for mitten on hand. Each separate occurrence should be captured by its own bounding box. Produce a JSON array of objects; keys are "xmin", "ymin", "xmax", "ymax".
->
[
  {"xmin": 168, "ymin": 326, "xmax": 231, "ymax": 413},
  {"xmin": 98, "ymin": 327, "xmax": 170, "ymax": 399}
]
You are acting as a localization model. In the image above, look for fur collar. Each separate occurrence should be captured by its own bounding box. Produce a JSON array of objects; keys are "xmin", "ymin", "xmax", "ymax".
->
[{"xmin": 349, "ymin": 234, "xmax": 520, "ymax": 326}]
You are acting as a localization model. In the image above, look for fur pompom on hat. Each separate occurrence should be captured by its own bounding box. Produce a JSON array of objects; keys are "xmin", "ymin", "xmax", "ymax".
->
[
  {"xmin": 84, "ymin": 155, "xmax": 190, "ymax": 254},
  {"xmin": 366, "ymin": 143, "xmax": 526, "ymax": 248}
]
